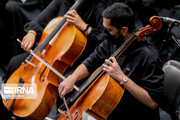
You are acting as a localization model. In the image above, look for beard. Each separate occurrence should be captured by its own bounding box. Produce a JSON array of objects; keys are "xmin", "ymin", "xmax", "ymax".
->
[{"xmin": 103, "ymin": 29, "xmax": 123, "ymax": 46}]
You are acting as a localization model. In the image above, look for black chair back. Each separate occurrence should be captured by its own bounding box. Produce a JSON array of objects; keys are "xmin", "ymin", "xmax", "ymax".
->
[{"xmin": 160, "ymin": 60, "xmax": 180, "ymax": 120}]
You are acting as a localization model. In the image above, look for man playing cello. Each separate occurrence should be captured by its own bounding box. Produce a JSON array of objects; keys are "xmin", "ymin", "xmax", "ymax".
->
[{"xmin": 58, "ymin": 2, "xmax": 164, "ymax": 120}]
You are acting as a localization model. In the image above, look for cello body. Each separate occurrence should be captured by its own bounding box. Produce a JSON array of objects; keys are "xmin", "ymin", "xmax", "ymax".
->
[
  {"xmin": 3, "ymin": 17, "xmax": 87, "ymax": 119},
  {"xmin": 58, "ymin": 69, "xmax": 124, "ymax": 120}
]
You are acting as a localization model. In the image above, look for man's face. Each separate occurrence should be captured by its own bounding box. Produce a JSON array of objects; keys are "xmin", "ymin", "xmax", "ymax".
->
[
  {"xmin": 103, "ymin": 18, "xmax": 119, "ymax": 37},
  {"xmin": 103, "ymin": 17, "xmax": 124, "ymax": 45}
]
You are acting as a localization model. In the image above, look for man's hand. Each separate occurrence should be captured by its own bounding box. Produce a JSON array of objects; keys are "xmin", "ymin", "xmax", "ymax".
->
[
  {"xmin": 21, "ymin": 30, "xmax": 36, "ymax": 52},
  {"xmin": 65, "ymin": 10, "xmax": 88, "ymax": 33},
  {"xmin": 58, "ymin": 75, "xmax": 76, "ymax": 99},
  {"xmin": 102, "ymin": 57, "xmax": 124, "ymax": 82}
]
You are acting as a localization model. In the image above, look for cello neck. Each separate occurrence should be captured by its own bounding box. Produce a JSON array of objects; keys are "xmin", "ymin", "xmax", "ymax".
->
[{"xmin": 111, "ymin": 33, "xmax": 137, "ymax": 59}]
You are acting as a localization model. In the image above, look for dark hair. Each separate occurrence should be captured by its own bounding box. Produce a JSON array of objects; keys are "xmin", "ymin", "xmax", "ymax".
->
[{"xmin": 102, "ymin": 2, "xmax": 135, "ymax": 32}]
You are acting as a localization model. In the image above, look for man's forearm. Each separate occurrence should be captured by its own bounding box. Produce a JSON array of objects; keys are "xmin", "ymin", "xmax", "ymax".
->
[{"xmin": 71, "ymin": 64, "xmax": 90, "ymax": 82}]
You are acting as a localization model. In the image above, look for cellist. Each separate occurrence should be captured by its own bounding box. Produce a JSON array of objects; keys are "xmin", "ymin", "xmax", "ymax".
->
[
  {"xmin": 1, "ymin": 0, "xmax": 106, "ymax": 119},
  {"xmin": 58, "ymin": 2, "xmax": 164, "ymax": 120},
  {"xmin": 3, "ymin": 0, "xmax": 106, "ymax": 82}
]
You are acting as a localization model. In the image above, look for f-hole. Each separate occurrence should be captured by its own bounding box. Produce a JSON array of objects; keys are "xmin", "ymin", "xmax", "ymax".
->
[{"xmin": 39, "ymin": 67, "xmax": 47, "ymax": 82}]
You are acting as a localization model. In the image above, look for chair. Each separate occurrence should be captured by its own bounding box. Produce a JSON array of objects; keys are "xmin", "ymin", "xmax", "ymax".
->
[{"xmin": 160, "ymin": 60, "xmax": 180, "ymax": 120}]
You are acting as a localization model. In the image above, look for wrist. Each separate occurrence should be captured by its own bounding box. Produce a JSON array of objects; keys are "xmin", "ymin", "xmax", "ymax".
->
[
  {"xmin": 83, "ymin": 24, "xmax": 90, "ymax": 33},
  {"xmin": 28, "ymin": 30, "xmax": 36, "ymax": 36},
  {"xmin": 119, "ymin": 75, "xmax": 128, "ymax": 85},
  {"xmin": 70, "ymin": 73, "xmax": 79, "ymax": 82}
]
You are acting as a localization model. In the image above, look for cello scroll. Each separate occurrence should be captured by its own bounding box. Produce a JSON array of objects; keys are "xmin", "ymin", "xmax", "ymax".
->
[{"xmin": 136, "ymin": 16, "xmax": 162, "ymax": 42}]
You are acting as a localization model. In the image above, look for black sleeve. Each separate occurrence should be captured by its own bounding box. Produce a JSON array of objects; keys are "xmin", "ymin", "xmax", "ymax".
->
[
  {"xmin": 82, "ymin": 41, "xmax": 108, "ymax": 73},
  {"xmin": 141, "ymin": 54, "xmax": 164, "ymax": 103},
  {"xmin": 86, "ymin": 1, "xmax": 106, "ymax": 43},
  {"xmin": 24, "ymin": 0, "xmax": 60, "ymax": 37}
]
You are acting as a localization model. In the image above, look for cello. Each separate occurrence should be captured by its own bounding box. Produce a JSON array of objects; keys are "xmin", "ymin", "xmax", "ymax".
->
[
  {"xmin": 2, "ymin": 0, "xmax": 87, "ymax": 119},
  {"xmin": 57, "ymin": 16, "xmax": 162, "ymax": 120}
]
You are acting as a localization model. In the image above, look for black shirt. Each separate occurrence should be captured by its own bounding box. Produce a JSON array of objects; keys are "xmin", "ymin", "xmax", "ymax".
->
[{"xmin": 82, "ymin": 39, "xmax": 164, "ymax": 120}]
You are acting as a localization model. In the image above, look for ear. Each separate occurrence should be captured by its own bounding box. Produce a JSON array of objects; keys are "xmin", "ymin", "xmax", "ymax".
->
[{"xmin": 120, "ymin": 27, "xmax": 128, "ymax": 36}]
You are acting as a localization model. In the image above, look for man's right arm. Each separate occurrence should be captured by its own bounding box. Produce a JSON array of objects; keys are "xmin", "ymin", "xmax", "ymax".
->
[{"xmin": 59, "ymin": 41, "xmax": 109, "ymax": 98}]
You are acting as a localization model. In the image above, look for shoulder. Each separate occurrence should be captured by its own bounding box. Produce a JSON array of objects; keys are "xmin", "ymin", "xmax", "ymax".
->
[
  {"xmin": 142, "ymin": 40, "xmax": 159, "ymax": 57},
  {"xmin": 137, "ymin": 39, "xmax": 161, "ymax": 65},
  {"xmin": 125, "ymin": 39, "xmax": 161, "ymax": 66}
]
